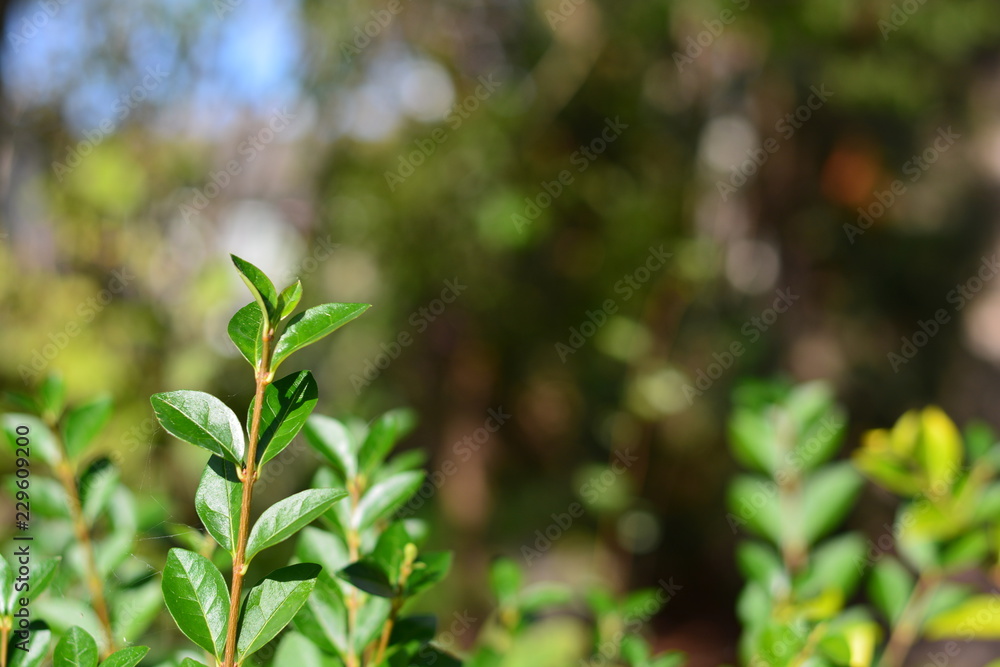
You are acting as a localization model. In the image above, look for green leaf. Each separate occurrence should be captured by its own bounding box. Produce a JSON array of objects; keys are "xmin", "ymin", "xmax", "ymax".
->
[
  {"xmin": 925, "ymin": 595, "xmax": 1000, "ymax": 639},
  {"xmin": 246, "ymin": 488, "xmax": 348, "ymax": 562},
  {"xmin": 293, "ymin": 581, "xmax": 349, "ymax": 657},
  {"xmin": 940, "ymin": 531, "xmax": 990, "ymax": 571},
  {"xmin": 404, "ymin": 552, "xmax": 452, "ymax": 597},
  {"xmin": 353, "ymin": 596, "xmax": 392, "ymax": 651},
  {"xmin": 916, "ymin": 407, "xmax": 963, "ymax": 492},
  {"xmin": 61, "ymin": 395, "xmax": 113, "ymax": 460},
  {"xmin": 303, "ymin": 415, "xmax": 357, "ymax": 481},
  {"xmin": 868, "ymin": 557, "xmax": 914, "ymax": 623},
  {"xmin": 801, "ymin": 463, "xmax": 862, "ymax": 544},
  {"xmin": 53, "ymin": 626, "xmax": 99, "ymax": 667},
  {"xmin": 150, "ymin": 390, "xmax": 245, "ymax": 463},
  {"xmin": 278, "ymin": 280, "xmax": 303, "ymax": 320},
  {"xmin": 99, "ymin": 646, "xmax": 150, "ymax": 667},
  {"xmin": 271, "ymin": 302, "xmax": 371, "ymax": 370},
  {"xmin": 38, "ymin": 375, "xmax": 66, "ymax": 421},
  {"xmin": 18, "ymin": 557, "xmax": 60, "ymax": 605},
  {"xmin": 0, "ymin": 554, "xmax": 13, "ymax": 615},
  {"xmin": 3, "ymin": 414, "xmax": 62, "ymax": 466},
  {"xmin": 228, "ymin": 302, "xmax": 265, "ymax": 370},
  {"xmin": 80, "ymin": 457, "xmax": 120, "ymax": 525},
  {"xmin": 178, "ymin": 660, "xmax": 209, "ymax": 667},
  {"xmin": 9, "ymin": 621, "xmax": 52, "ymax": 667},
  {"xmin": 354, "ymin": 471, "xmax": 426, "ymax": 531},
  {"xmin": 161, "ymin": 548, "xmax": 229, "ymax": 657},
  {"xmin": 726, "ymin": 475, "xmax": 781, "ymax": 543},
  {"xmin": 338, "ymin": 560, "xmax": 395, "ymax": 598},
  {"xmin": 797, "ymin": 533, "xmax": 866, "ymax": 599},
  {"xmin": 110, "ymin": 579, "xmax": 162, "ymax": 646},
  {"xmin": 231, "ymin": 254, "xmax": 279, "ymax": 325},
  {"xmin": 357, "ymin": 408, "xmax": 416, "ymax": 476},
  {"xmin": 253, "ymin": 370, "xmax": 319, "ymax": 466},
  {"xmin": 296, "ymin": 526, "xmax": 351, "ymax": 590},
  {"xmin": 195, "ymin": 456, "xmax": 243, "ymax": 554},
  {"xmin": 237, "ymin": 563, "xmax": 320, "ymax": 660},
  {"xmin": 728, "ymin": 409, "xmax": 776, "ymax": 473},
  {"xmin": 371, "ymin": 522, "xmax": 410, "ymax": 584},
  {"xmin": 519, "ymin": 583, "xmax": 573, "ymax": 613},
  {"xmin": 274, "ymin": 631, "xmax": 335, "ymax": 667},
  {"xmin": 735, "ymin": 541, "xmax": 783, "ymax": 588},
  {"xmin": 489, "ymin": 557, "xmax": 522, "ymax": 606}
]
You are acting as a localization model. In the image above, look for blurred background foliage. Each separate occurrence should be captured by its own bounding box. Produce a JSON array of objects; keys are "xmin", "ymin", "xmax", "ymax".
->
[{"xmin": 3, "ymin": 0, "xmax": 1000, "ymax": 663}]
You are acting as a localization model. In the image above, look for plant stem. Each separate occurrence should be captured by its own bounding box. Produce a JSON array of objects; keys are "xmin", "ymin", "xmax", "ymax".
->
[
  {"xmin": 879, "ymin": 573, "xmax": 939, "ymax": 667},
  {"xmin": 345, "ymin": 481, "xmax": 362, "ymax": 667},
  {"xmin": 373, "ymin": 599, "xmax": 402, "ymax": 666},
  {"xmin": 222, "ymin": 334, "xmax": 273, "ymax": 667},
  {"xmin": 52, "ymin": 455, "xmax": 115, "ymax": 656}
]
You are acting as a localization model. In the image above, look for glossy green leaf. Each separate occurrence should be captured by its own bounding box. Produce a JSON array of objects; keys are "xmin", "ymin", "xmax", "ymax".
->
[
  {"xmin": 405, "ymin": 552, "xmax": 452, "ymax": 597},
  {"xmin": 150, "ymin": 390, "xmax": 245, "ymax": 463},
  {"xmin": 371, "ymin": 522, "xmax": 410, "ymax": 583},
  {"xmin": 337, "ymin": 560, "xmax": 395, "ymax": 598},
  {"xmin": 195, "ymin": 456, "xmax": 242, "ymax": 554},
  {"xmin": 80, "ymin": 457, "xmax": 120, "ymax": 525},
  {"xmin": 99, "ymin": 646, "xmax": 149, "ymax": 667},
  {"xmin": 53, "ymin": 626, "xmax": 98, "ymax": 667},
  {"xmin": 237, "ymin": 563, "xmax": 320, "ymax": 660},
  {"xmin": 278, "ymin": 280, "xmax": 303, "ymax": 320},
  {"xmin": 253, "ymin": 370, "xmax": 318, "ymax": 466},
  {"xmin": 231, "ymin": 254, "xmax": 279, "ymax": 325},
  {"xmin": 228, "ymin": 301, "xmax": 265, "ymax": 369},
  {"xmin": 3, "ymin": 414, "xmax": 61, "ymax": 466},
  {"xmin": 868, "ymin": 557, "xmax": 914, "ymax": 623},
  {"xmin": 271, "ymin": 302, "xmax": 371, "ymax": 370},
  {"xmin": 61, "ymin": 395, "xmax": 112, "ymax": 460},
  {"xmin": 303, "ymin": 415, "xmax": 357, "ymax": 481},
  {"xmin": 357, "ymin": 408, "xmax": 416, "ymax": 476},
  {"xmin": 801, "ymin": 463, "xmax": 862, "ymax": 544},
  {"xmin": 161, "ymin": 548, "xmax": 229, "ymax": 657},
  {"xmin": 9, "ymin": 621, "xmax": 52, "ymax": 667},
  {"xmin": 353, "ymin": 471, "xmax": 425, "ymax": 531},
  {"xmin": 246, "ymin": 488, "xmax": 348, "ymax": 562},
  {"xmin": 353, "ymin": 596, "xmax": 392, "ymax": 651}
]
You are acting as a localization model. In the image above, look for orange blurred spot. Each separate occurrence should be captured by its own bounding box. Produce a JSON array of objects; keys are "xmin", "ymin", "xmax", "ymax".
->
[{"xmin": 820, "ymin": 139, "xmax": 882, "ymax": 207}]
